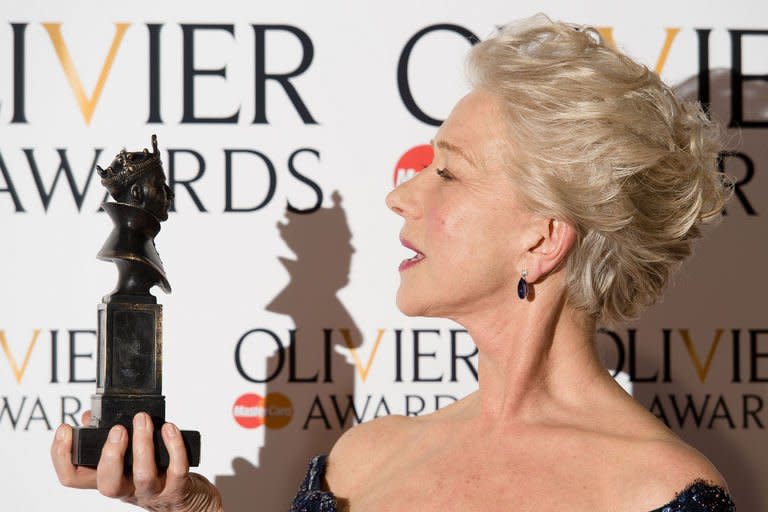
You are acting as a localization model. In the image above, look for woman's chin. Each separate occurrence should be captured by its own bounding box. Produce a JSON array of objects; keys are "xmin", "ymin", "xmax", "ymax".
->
[
  {"xmin": 396, "ymin": 289, "xmax": 445, "ymax": 318},
  {"xmin": 395, "ymin": 289, "xmax": 426, "ymax": 317}
]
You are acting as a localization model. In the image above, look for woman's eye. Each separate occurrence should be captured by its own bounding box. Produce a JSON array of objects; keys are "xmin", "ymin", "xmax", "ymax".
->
[{"xmin": 435, "ymin": 168, "xmax": 452, "ymax": 180}]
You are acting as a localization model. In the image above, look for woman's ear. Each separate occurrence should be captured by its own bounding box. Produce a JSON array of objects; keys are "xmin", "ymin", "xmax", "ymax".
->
[
  {"xmin": 526, "ymin": 218, "xmax": 576, "ymax": 282},
  {"xmin": 130, "ymin": 183, "xmax": 143, "ymax": 204}
]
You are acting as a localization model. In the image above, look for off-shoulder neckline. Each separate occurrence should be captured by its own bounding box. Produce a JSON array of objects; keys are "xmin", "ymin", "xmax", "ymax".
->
[
  {"xmin": 649, "ymin": 479, "xmax": 735, "ymax": 511},
  {"xmin": 300, "ymin": 456, "xmax": 734, "ymax": 512}
]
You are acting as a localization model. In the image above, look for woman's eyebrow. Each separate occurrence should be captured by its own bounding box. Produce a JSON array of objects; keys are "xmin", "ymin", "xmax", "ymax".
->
[{"xmin": 431, "ymin": 138, "xmax": 477, "ymax": 168}]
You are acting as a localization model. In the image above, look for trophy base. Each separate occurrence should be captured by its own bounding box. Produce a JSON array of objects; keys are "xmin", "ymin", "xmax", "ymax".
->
[
  {"xmin": 91, "ymin": 393, "xmax": 166, "ymax": 430},
  {"xmin": 71, "ymin": 425, "xmax": 200, "ymax": 469}
]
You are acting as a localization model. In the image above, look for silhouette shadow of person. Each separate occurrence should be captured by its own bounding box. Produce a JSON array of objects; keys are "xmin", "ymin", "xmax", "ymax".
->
[{"xmin": 215, "ymin": 190, "xmax": 363, "ymax": 512}]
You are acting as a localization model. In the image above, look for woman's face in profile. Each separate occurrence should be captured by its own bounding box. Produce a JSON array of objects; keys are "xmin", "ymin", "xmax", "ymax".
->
[{"xmin": 386, "ymin": 89, "xmax": 538, "ymax": 320}]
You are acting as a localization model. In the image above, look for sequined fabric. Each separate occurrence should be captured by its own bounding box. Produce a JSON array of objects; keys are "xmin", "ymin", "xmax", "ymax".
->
[
  {"xmin": 289, "ymin": 456, "xmax": 735, "ymax": 512},
  {"xmin": 650, "ymin": 480, "xmax": 736, "ymax": 512},
  {"xmin": 289, "ymin": 455, "xmax": 337, "ymax": 512}
]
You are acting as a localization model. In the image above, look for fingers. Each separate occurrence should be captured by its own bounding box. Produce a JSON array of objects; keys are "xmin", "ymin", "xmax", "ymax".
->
[
  {"xmin": 81, "ymin": 410, "xmax": 91, "ymax": 426},
  {"xmin": 131, "ymin": 413, "xmax": 162, "ymax": 499},
  {"xmin": 160, "ymin": 422, "xmax": 190, "ymax": 497},
  {"xmin": 51, "ymin": 423, "xmax": 97, "ymax": 489},
  {"xmin": 54, "ymin": 413, "xmax": 200, "ymax": 512},
  {"xmin": 96, "ymin": 424, "xmax": 133, "ymax": 498}
]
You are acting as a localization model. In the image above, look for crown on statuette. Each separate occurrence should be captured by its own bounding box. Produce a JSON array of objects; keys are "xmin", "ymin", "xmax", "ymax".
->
[{"xmin": 97, "ymin": 134, "xmax": 162, "ymax": 188}]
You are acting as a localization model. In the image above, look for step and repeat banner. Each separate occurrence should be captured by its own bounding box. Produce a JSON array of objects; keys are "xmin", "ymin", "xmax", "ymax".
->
[{"xmin": 0, "ymin": 1, "xmax": 765, "ymax": 510}]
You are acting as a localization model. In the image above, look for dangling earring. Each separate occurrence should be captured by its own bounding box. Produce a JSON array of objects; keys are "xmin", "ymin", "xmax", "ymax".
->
[{"xmin": 517, "ymin": 270, "xmax": 528, "ymax": 300}]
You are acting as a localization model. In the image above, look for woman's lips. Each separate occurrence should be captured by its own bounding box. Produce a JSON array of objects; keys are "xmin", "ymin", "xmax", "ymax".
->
[{"xmin": 399, "ymin": 238, "xmax": 425, "ymax": 272}]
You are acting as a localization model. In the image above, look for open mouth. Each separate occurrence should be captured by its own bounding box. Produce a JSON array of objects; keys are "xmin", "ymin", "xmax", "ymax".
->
[{"xmin": 399, "ymin": 238, "xmax": 425, "ymax": 271}]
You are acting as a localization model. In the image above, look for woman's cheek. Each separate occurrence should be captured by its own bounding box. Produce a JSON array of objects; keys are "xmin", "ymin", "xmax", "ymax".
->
[
  {"xmin": 427, "ymin": 212, "xmax": 447, "ymax": 232},
  {"xmin": 440, "ymin": 210, "xmax": 476, "ymax": 247}
]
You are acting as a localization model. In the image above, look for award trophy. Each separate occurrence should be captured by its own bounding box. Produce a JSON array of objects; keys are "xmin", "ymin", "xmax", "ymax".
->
[{"xmin": 71, "ymin": 135, "xmax": 200, "ymax": 469}]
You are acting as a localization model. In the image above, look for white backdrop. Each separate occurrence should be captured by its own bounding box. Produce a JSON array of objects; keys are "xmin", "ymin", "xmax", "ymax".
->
[{"xmin": 1, "ymin": 1, "xmax": 766, "ymax": 510}]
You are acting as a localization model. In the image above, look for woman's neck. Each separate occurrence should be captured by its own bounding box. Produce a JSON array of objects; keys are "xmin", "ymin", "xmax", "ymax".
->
[{"xmin": 455, "ymin": 281, "xmax": 608, "ymax": 430}]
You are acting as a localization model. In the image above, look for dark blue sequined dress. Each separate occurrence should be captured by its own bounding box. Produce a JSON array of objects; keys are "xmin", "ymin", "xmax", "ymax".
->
[
  {"xmin": 289, "ymin": 455, "xmax": 735, "ymax": 512},
  {"xmin": 289, "ymin": 456, "xmax": 337, "ymax": 512},
  {"xmin": 649, "ymin": 480, "xmax": 736, "ymax": 512}
]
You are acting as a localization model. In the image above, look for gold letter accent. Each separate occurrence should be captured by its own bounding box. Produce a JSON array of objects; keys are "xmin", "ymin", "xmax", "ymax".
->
[
  {"xmin": 43, "ymin": 23, "xmax": 130, "ymax": 124},
  {"xmin": 654, "ymin": 28, "xmax": 681, "ymax": 75},
  {"xmin": 594, "ymin": 27, "xmax": 680, "ymax": 75},
  {"xmin": 680, "ymin": 329, "xmax": 723, "ymax": 383},
  {"xmin": 596, "ymin": 27, "xmax": 615, "ymax": 48},
  {"xmin": 340, "ymin": 328, "xmax": 385, "ymax": 383},
  {"xmin": 0, "ymin": 329, "xmax": 41, "ymax": 384}
]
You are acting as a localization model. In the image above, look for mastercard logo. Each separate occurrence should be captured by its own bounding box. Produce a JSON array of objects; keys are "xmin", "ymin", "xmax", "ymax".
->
[
  {"xmin": 232, "ymin": 392, "xmax": 294, "ymax": 429},
  {"xmin": 393, "ymin": 144, "xmax": 434, "ymax": 187}
]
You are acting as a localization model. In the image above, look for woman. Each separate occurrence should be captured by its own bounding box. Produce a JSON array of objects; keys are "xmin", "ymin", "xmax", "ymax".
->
[{"xmin": 51, "ymin": 14, "xmax": 736, "ymax": 512}]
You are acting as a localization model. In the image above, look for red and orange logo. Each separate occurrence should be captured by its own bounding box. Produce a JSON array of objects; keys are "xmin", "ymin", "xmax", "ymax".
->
[
  {"xmin": 232, "ymin": 392, "xmax": 294, "ymax": 429},
  {"xmin": 393, "ymin": 144, "xmax": 434, "ymax": 187}
]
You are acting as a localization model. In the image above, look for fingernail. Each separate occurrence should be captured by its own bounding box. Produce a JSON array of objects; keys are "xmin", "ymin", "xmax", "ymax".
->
[
  {"xmin": 109, "ymin": 426, "xmax": 123, "ymax": 443},
  {"xmin": 164, "ymin": 423, "xmax": 178, "ymax": 438},
  {"xmin": 134, "ymin": 413, "xmax": 147, "ymax": 431},
  {"xmin": 56, "ymin": 425, "xmax": 67, "ymax": 441}
]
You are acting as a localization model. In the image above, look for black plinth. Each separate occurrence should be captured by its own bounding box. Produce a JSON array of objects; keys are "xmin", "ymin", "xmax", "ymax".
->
[
  {"xmin": 71, "ymin": 425, "xmax": 200, "ymax": 469},
  {"xmin": 71, "ymin": 298, "xmax": 200, "ymax": 468}
]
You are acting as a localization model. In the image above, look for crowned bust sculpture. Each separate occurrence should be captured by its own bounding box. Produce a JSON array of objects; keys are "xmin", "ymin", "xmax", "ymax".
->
[
  {"xmin": 72, "ymin": 134, "xmax": 199, "ymax": 469},
  {"xmin": 96, "ymin": 134, "xmax": 173, "ymax": 299}
]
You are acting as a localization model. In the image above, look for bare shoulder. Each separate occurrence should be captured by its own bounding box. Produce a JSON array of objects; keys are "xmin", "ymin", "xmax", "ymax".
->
[
  {"xmin": 584, "ymin": 389, "xmax": 730, "ymax": 508},
  {"xmin": 328, "ymin": 414, "xmax": 415, "ymax": 465},
  {"xmin": 626, "ymin": 436, "xmax": 729, "ymax": 510},
  {"xmin": 325, "ymin": 414, "xmax": 416, "ymax": 496}
]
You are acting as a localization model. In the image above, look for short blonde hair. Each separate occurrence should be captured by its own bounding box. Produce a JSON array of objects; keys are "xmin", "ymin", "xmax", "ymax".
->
[{"xmin": 467, "ymin": 14, "xmax": 731, "ymax": 325}]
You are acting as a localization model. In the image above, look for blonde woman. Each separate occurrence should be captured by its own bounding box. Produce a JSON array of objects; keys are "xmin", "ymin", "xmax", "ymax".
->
[{"xmin": 52, "ymin": 14, "xmax": 735, "ymax": 512}]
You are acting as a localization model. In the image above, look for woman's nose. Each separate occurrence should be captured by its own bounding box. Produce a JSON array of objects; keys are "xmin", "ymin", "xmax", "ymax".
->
[
  {"xmin": 385, "ymin": 175, "xmax": 420, "ymax": 219},
  {"xmin": 385, "ymin": 187, "xmax": 402, "ymax": 216}
]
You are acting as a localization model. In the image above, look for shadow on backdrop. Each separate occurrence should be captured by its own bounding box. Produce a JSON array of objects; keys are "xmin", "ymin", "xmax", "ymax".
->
[
  {"xmin": 215, "ymin": 191, "xmax": 362, "ymax": 512},
  {"xmin": 598, "ymin": 68, "xmax": 767, "ymax": 510}
]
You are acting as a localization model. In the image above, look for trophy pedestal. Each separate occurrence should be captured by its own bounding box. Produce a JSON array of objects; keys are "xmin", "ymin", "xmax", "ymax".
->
[
  {"xmin": 71, "ymin": 298, "xmax": 200, "ymax": 468},
  {"xmin": 71, "ymin": 425, "xmax": 200, "ymax": 469}
]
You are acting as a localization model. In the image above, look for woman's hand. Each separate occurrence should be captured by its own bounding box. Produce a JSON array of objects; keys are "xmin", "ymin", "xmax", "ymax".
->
[{"xmin": 51, "ymin": 410, "xmax": 223, "ymax": 512}]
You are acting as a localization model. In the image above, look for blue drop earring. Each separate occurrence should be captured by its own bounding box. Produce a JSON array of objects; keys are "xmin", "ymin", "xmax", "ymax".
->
[{"xmin": 517, "ymin": 270, "xmax": 528, "ymax": 300}]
